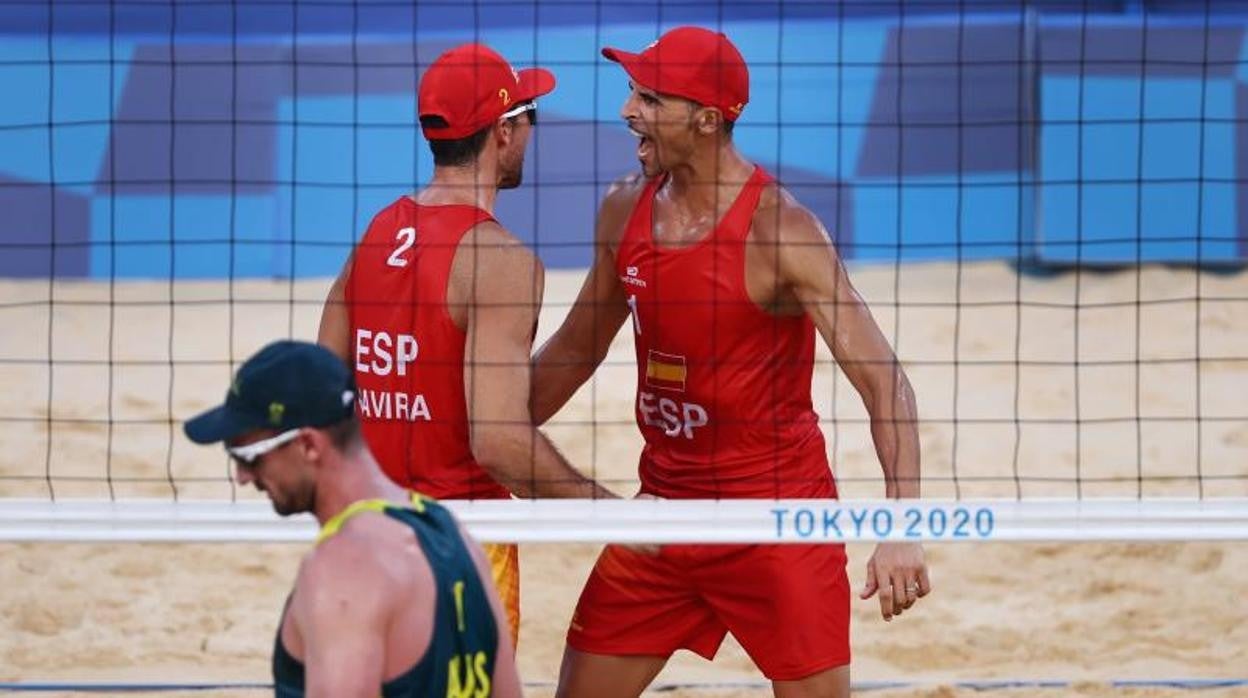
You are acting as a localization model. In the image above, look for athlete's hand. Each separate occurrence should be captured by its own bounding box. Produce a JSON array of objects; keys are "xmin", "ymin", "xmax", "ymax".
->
[{"xmin": 860, "ymin": 542, "xmax": 930, "ymax": 621}]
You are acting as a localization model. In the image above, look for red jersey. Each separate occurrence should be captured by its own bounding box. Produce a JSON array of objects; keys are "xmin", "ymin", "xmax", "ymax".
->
[
  {"xmin": 615, "ymin": 167, "xmax": 836, "ymax": 499},
  {"xmin": 345, "ymin": 197, "xmax": 510, "ymax": 500}
]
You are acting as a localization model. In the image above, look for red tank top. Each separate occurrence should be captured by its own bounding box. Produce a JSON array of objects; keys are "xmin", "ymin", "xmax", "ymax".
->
[
  {"xmin": 615, "ymin": 167, "xmax": 836, "ymax": 499},
  {"xmin": 345, "ymin": 197, "xmax": 510, "ymax": 500}
]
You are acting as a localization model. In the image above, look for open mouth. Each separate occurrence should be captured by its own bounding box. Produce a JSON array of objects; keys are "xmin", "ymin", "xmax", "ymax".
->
[{"xmin": 630, "ymin": 127, "xmax": 653, "ymax": 160}]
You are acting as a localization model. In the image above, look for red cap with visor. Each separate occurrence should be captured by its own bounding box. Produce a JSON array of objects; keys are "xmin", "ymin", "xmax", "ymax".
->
[
  {"xmin": 418, "ymin": 43, "xmax": 556, "ymax": 140},
  {"xmin": 601, "ymin": 26, "xmax": 749, "ymax": 122}
]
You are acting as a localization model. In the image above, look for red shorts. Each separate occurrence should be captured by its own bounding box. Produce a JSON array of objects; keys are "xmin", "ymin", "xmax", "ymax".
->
[{"xmin": 566, "ymin": 542, "xmax": 850, "ymax": 681}]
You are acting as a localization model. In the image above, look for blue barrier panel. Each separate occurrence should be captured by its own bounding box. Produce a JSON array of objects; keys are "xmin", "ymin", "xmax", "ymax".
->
[{"xmin": 1, "ymin": 4, "xmax": 1244, "ymax": 278}]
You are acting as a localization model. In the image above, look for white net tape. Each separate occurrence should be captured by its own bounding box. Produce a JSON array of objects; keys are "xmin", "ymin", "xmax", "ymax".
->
[{"xmin": 3, "ymin": 497, "xmax": 1247, "ymax": 543}]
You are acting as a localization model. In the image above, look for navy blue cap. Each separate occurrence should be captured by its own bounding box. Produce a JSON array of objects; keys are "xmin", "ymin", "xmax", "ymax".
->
[{"xmin": 184, "ymin": 340, "xmax": 356, "ymax": 445}]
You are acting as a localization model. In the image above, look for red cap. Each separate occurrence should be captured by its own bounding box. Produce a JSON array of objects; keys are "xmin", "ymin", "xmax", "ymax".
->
[
  {"xmin": 418, "ymin": 43, "xmax": 556, "ymax": 140},
  {"xmin": 602, "ymin": 26, "xmax": 749, "ymax": 122}
]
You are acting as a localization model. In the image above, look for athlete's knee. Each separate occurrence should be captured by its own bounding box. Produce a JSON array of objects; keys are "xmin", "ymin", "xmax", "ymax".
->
[
  {"xmin": 554, "ymin": 648, "xmax": 573, "ymax": 698},
  {"xmin": 556, "ymin": 646, "xmax": 665, "ymax": 698},
  {"xmin": 771, "ymin": 663, "xmax": 850, "ymax": 698},
  {"xmin": 554, "ymin": 646, "xmax": 592, "ymax": 698}
]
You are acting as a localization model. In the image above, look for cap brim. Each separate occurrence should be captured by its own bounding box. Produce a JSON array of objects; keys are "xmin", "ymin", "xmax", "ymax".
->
[
  {"xmin": 183, "ymin": 404, "xmax": 260, "ymax": 445},
  {"xmin": 601, "ymin": 46, "xmax": 635, "ymax": 64},
  {"xmin": 515, "ymin": 67, "xmax": 556, "ymax": 103},
  {"xmin": 601, "ymin": 47, "xmax": 660, "ymax": 94}
]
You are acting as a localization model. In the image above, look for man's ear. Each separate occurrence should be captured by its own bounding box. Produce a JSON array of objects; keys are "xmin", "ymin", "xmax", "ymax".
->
[
  {"xmin": 494, "ymin": 118, "xmax": 513, "ymax": 148},
  {"xmin": 298, "ymin": 428, "xmax": 326, "ymax": 467},
  {"xmin": 696, "ymin": 107, "xmax": 723, "ymax": 136}
]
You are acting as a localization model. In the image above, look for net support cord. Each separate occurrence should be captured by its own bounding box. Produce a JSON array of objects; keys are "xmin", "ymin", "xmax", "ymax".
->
[{"xmin": 1, "ymin": 498, "xmax": 1247, "ymax": 543}]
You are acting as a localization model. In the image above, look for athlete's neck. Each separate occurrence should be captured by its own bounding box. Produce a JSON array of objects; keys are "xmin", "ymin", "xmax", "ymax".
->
[
  {"xmin": 663, "ymin": 143, "xmax": 754, "ymax": 214},
  {"xmin": 312, "ymin": 449, "xmax": 409, "ymax": 527},
  {"xmin": 414, "ymin": 164, "xmax": 500, "ymax": 213}
]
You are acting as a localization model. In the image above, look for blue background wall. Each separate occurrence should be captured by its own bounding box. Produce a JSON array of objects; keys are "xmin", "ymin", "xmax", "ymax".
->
[{"xmin": 1, "ymin": 1, "xmax": 1245, "ymax": 278}]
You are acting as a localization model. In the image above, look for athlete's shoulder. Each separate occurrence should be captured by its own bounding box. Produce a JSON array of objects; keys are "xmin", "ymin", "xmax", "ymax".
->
[
  {"xmin": 458, "ymin": 219, "xmax": 542, "ymax": 275},
  {"xmin": 597, "ymin": 172, "xmax": 648, "ymax": 247},
  {"xmin": 751, "ymin": 181, "xmax": 830, "ymax": 247},
  {"xmin": 287, "ymin": 512, "xmax": 430, "ymax": 661},
  {"xmin": 604, "ymin": 172, "xmax": 648, "ymax": 207},
  {"xmin": 462, "ymin": 217, "xmax": 522, "ymax": 248},
  {"xmin": 446, "ymin": 218, "xmax": 543, "ymax": 317},
  {"xmin": 301, "ymin": 510, "xmax": 425, "ymax": 594}
]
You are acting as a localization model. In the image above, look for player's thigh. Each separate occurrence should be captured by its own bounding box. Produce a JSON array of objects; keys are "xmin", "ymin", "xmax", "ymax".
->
[
  {"xmin": 556, "ymin": 646, "xmax": 668, "ymax": 698},
  {"xmin": 568, "ymin": 544, "xmax": 726, "ymax": 660},
  {"xmin": 697, "ymin": 544, "xmax": 851, "ymax": 680},
  {"xmin": 772, "ymin": 665, "xmax": 850, "ymax": 698}
]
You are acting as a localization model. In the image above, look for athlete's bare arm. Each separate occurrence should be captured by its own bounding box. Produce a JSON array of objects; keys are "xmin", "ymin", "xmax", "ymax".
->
[
  {"xmin": 291, "ymin": 533, "xmax": 399, "ymax": 697},
  {"xmin": 530, "ymin": 175, "xmax": 643, "ymax": 425},
  {"xmin": 458, "ymin": 522, "xmax": 523, "ymax": 697},
  {"xmin": 763, "ymin": 194, "xmax": 920, "ymax": 497},
  {"xmin": 317, "ymin": 255, "xmax": 353, "ymax": 361},
  {"xmin": 759, "ymin": 189, "xmax": 931, "ymax": 621},
  {"xmin": 459, "ymin": 221, "xmax": 616, "ymax": 499}
]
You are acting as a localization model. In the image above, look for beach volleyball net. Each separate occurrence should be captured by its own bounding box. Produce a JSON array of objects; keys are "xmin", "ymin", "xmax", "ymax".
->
[{"xmin": 1, "ymin": 0, "xmax": 1247, "ymax": 543}]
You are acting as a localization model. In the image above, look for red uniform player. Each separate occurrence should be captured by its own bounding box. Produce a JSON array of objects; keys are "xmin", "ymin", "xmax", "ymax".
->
[
  {"xmin": 532, "ymin": 27, "xmax": 931, "ymax": 697},
  {"xmin": 320, "ymin": 43, "xmax": 615, "ymax": 646}
]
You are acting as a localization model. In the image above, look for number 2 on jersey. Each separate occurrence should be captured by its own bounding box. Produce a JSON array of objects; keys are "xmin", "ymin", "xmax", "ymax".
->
[{"xmin": 386, "ymin": 227, "xmax": 416, "ymax": 267}]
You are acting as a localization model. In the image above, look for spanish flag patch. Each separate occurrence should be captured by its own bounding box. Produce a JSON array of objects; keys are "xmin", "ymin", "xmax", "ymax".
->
[{"xmin": 645, "ymin": 350, "xmax": 687, "ymax": 392}]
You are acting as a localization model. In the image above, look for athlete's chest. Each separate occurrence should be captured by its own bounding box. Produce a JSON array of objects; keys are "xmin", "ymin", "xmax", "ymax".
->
[
  {"xmin": 616, "ymin": 225, "xmax": 792, "ymax": 319},
  {"xmin": 618, "ymin": 251, "xmax": 774, "ymax": 364}
]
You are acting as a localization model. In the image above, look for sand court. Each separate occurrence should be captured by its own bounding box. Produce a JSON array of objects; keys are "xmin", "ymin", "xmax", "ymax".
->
[{"xmin": 1, "ymin": 262, "xmax": 1246, "ymax": 695}]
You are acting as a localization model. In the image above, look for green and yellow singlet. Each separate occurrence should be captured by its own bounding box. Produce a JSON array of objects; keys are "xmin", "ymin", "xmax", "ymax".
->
[{"xmin": 272, "ymin": 494, "xmax": 499, "ymax": 697}]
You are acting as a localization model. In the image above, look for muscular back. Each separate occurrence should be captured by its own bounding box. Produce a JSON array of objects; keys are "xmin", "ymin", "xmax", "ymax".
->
[
  {"xmin": 344, "ymin": 198, "xmax": 509, "ymax": 500},
  {"xmin": 277, "ymin": 498, "xmax": 520, "ymax": 697},
  {"xmin": 281, "ymin": 514, "xmax": 437, "ymax": 681}
]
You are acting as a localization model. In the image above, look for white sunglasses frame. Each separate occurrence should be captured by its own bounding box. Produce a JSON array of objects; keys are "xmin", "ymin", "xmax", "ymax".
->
[
  {"xmin": 227, "ymin": 427, "xmax": 302, "ymax": 465},
  {"xmin": 500, "ymin": 101, "xmax": 537, "ymax": 121}
]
